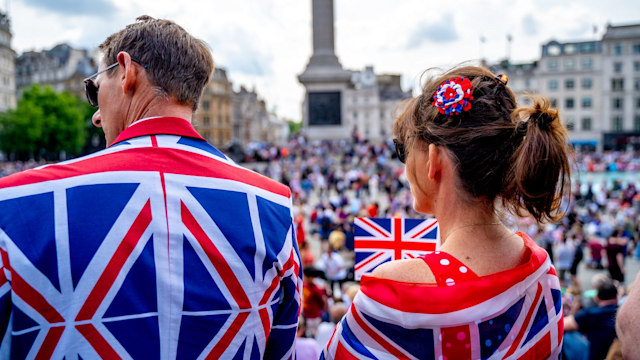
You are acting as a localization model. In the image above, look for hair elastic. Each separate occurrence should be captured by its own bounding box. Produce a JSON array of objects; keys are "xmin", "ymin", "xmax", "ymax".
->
[{"xmin": 496, "ymin": 74, "xmax": 509, "ymax": 85}]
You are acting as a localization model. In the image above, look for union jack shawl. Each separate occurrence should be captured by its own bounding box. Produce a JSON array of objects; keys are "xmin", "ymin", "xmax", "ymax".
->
[
  {"xmin": 0, "ymin": 117, "xmax": 302, "ymax": 359},
  {"xmin": 324, "ymin": 233, "xmax": 563, "ymax": 359},
  {"xmin": 354, "ymin": 217, "xmax": 440, "ymax": 280}
]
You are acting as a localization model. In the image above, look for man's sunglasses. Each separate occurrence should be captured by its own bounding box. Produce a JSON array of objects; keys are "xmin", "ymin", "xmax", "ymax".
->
[
  {"xmin": 393, "ymin": 139, "xmax": 407, "ymax": 163},
  {"xmin": 83, "ymin": 58, "xmax": 148, "ymax": 108}
]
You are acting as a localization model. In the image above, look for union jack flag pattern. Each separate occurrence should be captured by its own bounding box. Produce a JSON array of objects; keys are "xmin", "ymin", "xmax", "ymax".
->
[
  {"xmin": 324, "ymin": 233, "xmax": 563, "ymax": 359},
  {"xmin": 354, "ymin": 217, "xmax": 440, "ymax": 280},
  {"xmin": 0, "ymin": 117, "xmax": 302, "ymax": 359}
]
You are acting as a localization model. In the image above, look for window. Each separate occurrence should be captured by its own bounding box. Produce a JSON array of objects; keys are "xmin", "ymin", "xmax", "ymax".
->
[
  {"xmin": 636, "ymin": 115, "xmax": 640, "ymax": 131},
  {"xmin": 613, "ymin": 116, "xmax": 623, "ymax": 131},
  {"xmin": 635, "ymin": 61, "xmax": 640, "ymax": 72},
  {"xmin": 634, "ymin": 43, "xmax": 640, "ymax": 54},
  {"xmin": 581, "ymin": 77, "xmax": 593, "ymax": 89},
  {"xmin": 613, "ymin": 98, "xmax": 624, "ymax": 110},
  {"xmin": 614, "ymin": 62, "xmax": 623, "ymax": 73},
  {"xmin": 565, "ymin": 98, "xmax": 574, "ymax": 109},
  {"xmin": 548, "ymin": 59, "xmax": 558, "ymax": 70},
  {"xmin": 582, "ymin": 117, "xmax": 592, "ymax": 131},
  {"xmin": 203, "ymin": 116, "xmax": 210, "ymax": 126},
  {"xmin": 614, "ymin": 43, "xmax": 623, "ymax": 55},
  {"xmin": 581, "ymin": 43, "xmax": 595, "ymax": 52},
  {"xmin": 582, "ymin": 57, "xmax": 593, "ymax": 69},
  {"xmin": 582, "ymin": 97, "xmax": 592, "ymax": 108},
  {"xmin": 565, "ymin": 79, "xmax": 575, "ymax": 89},
  {"xmin": 612, "ymin": 78, "xmax": 624, "ymax": 91},
  {"xmin": 548, "ymin": 80, "xmax": 558, "ymax": 90},
  {"xmin": 202, "ymin": 101, "xmax": 210, "ymax": 110},
  {"xmin": 550, "ymin": 98, "xmax": 558, "ymax": 108},
  {"xmin": 564, "ymin": 59, "xmax": 575, "ymax": 69},
  {"xmin": 636, "ymin": 79, "xmax": 640, "ymax": 91},
  {"xmin": 637, "ymin": 97, "xmax": 640, "ymax": 109}
]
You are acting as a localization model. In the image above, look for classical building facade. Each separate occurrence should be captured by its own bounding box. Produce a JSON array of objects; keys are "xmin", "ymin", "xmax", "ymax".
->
[
  {"xmin": 0, "ymin": 11, "xmax": 16, "ymax": 112},
  {"xmin": 344, "ymin": 66, "xmax": 411, "ymax": 140},
  {"xmin": 193, "ymin": 68, "xmax": 233, "ymax": 148},
  {"xmin": 231, "ymin": 87, "xmax": 288, "ymax": 147},
  {"xmin": 298, "ymin": 0, "xmax": 410, "ymax": 141},
  {"xmin": 490, "ymin": 23, "xmax": 640, "ymax": 150},
  {"xmin": 15, "ymin": 43, "xmax": 96, "ymax": 99}
]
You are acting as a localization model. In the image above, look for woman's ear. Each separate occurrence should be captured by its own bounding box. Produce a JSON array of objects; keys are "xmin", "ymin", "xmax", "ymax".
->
[{"xmin": 427, "ymin": 143, "xmax": 441, "ymax": 180}]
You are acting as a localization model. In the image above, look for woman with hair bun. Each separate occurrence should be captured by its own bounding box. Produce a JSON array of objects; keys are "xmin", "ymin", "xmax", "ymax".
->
[{"xmin": 323, "ymin": 66, "xmax": 571, "ymax": 359}]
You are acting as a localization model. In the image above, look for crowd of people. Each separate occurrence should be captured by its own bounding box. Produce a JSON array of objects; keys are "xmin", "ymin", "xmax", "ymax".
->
[
  {"xmin": 2, "ymin": 14, "xmax": 637, "ymax": 360},
  {"xmin": 1, "ymin": 137, "xmax": 639, "ymax": 358},
  {"xmin": 231, "ymin": 132, "xmax": 639, "ymax": 358}
]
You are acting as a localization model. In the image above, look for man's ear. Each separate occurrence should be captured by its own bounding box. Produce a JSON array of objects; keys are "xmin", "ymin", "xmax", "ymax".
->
[{"xmin": 117, "ymin": 52, "xmax": 137, "ymax": 95}]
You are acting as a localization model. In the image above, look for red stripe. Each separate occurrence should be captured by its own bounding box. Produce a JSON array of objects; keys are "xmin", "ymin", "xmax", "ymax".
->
[
  {"xmin": 150, "ymin": 135, "xmax": 158, "ymax": 147},
  {"xmin": 258, "ymin": 275, "xmax": 280, "ymax": 340},
  {"xmin": 358, "ymin": 218, "xmax": 389, "ymax": 237},
  {"xmin": 517, "ymin": 331, "xmax": 551, "ymax": 359},
  {"xmin": 0, "ymin": 147, "xmax": 290, "ymax": 198},
  {"xmin": 12, "ymin": 270, "xmax": 64, "ymax": 323},
  {"xmin": 354, "ymin": 252, "xmax": 385, "ymax": 272},
  {"xmin": 34, "ymin": 326, "xmax": 64, "ymax": 360},
  {"xmin": 359, "ymin": 233, "xmax": 551, "ymax": 313},
  {"xmin": 205, "ymin": 312, "xmax": 250, "ymax": 359},
  {"xmin": 181, "ymin": 202, "xmax": 251, "ymax": 309},
  {"xmin": 76, "ymin": 200, "xmax": 152, "ymax": 321},
  {"xmin": 76, "ymin": 324, "xmax": 122, "ymax": 359},
  {"xmin": 335, "ymin": 342, "xmax": 361, "ymax": 360},
  {"xmin": 355, "ymin": 240, "xmax": 436, "ymax": 252},
  {"xmin": 159, "ymin": 171, "xmax": 172, "ymax": 271},
  {"xmin": 109, "ymin": 117, "xmax": 204, "ymax": 147},
  {"xmin": 394, "ymin": 218, "xmax": 402, "ymax": 260},
  {"xmin": 351, "ymin": 307, "xmax": 408, "ymax": 358},
  {"xmin": 410, "ymin": 220, "xmax": 438, "ymax": 239},
  {"xmin": 260, "ymin": 274, "xmax": 280, "ymax": 306},
  {"xmin": 406, "ymin": 253, "xmax": 415, "ymax": 259},
  {"xmin": 505, "ymin": 283, "xmax": 543, "ymax": 358},
  {"xmin": 0, "ymin": 249, "xmax": 9, "ymax": 285}
]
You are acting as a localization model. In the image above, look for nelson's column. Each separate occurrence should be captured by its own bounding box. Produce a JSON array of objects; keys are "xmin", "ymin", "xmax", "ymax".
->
[{"xmin": 298, "ymin": 0, "xmax": 352, "ymax": 140}]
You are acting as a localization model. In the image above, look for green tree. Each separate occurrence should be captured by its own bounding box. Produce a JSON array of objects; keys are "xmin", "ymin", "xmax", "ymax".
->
[
  {"xmin": 0, "ymin": 84, "xmax": 88, "ymax": 160},
  {"xmin": 286, "ymin": 118, "xmax": 302, "ymax": 135}
]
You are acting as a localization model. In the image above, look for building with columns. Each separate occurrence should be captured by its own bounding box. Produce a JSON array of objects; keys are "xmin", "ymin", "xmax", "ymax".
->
[
  {"xmin": 490, "ymin": 23, "xmax": 640, "ymax": 150},
  {"xmin": 15, "ymin": 43, "xmax": 96, "ymax": 99},
  {"xmin": 298, "ymin": 0, "xmax": 410, "ymax": 141},
  {"xmin": 0, "ymin": 11, "xmax": 16, "ymax": 112},
  {"xmin": 193, "ymin": 68, "xmax": 233, "ymax": 148}
]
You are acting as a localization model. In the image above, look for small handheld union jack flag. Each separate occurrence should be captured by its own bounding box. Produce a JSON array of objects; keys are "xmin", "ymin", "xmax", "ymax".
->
[{"xmin": 354, "ymin": 217, "xmax": 440, "ymax": 280}]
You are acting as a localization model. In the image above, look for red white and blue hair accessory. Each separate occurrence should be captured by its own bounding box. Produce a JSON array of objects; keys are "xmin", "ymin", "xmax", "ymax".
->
[{"xmin": 432, "ymin": 76, "xmax": 474, "ymax": 115}]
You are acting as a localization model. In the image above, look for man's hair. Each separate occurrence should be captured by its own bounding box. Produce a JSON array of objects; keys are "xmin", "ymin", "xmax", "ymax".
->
[
  {"xmin": 597, "ymin": 279, "xmax": 618, "ymax": 301},
  {"xmin": 99, "ymin": 15, "xmax": 214, "ymax": 111}
]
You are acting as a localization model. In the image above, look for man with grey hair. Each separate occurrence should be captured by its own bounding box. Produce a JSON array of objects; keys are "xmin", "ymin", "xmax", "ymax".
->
[{"xmin": 0, "ymin": 16, "xmax": 301, "ymax": 359}]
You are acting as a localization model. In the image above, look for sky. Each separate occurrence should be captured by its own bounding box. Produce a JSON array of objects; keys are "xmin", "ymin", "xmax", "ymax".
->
[{"xmin": 4, "ymin": 0, "xmax": 640, "ymax": 122}]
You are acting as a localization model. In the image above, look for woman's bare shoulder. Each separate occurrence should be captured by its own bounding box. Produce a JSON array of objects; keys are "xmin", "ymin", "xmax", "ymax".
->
[{"xmin": 370, "ymin": 258, "xmax": 436, "ymax": 283}]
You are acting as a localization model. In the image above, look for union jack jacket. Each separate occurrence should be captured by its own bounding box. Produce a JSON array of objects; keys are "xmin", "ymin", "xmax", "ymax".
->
[{"xmin": 0, "ymin": 116, "xmax": 302, "ymax": 359}]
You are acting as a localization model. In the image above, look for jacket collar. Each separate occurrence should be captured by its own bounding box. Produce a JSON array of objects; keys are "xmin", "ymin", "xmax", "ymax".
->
[{"xmin": 109, "ymin": 117, "xmax": 205, "ymax": 147}]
